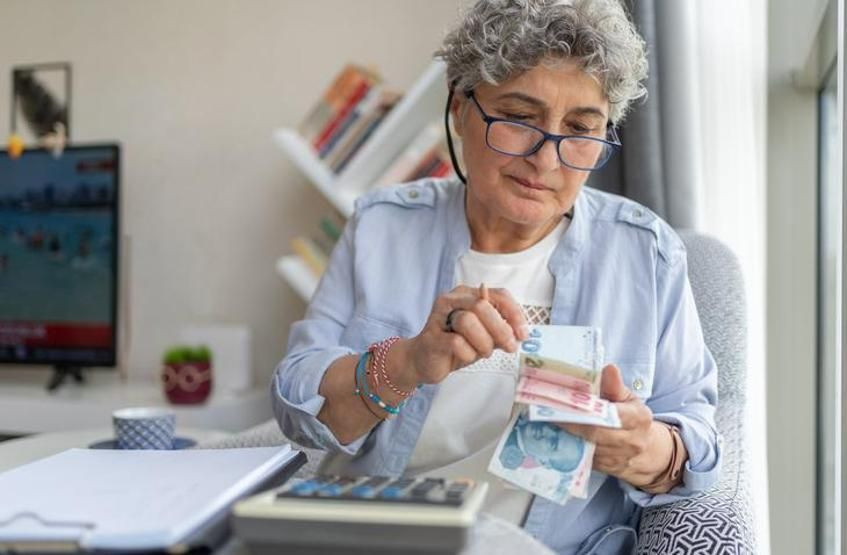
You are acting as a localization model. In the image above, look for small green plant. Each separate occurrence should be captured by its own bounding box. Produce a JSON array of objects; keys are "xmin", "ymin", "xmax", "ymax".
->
[{"xmin": 163, "ymin": 345, "xmax": 212, "ymax": 365}]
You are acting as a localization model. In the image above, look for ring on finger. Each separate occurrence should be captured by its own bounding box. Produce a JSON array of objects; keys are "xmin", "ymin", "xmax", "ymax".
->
[{"xmin": 445, "ymin": 308, "xmax": 462, "ymax": 333}]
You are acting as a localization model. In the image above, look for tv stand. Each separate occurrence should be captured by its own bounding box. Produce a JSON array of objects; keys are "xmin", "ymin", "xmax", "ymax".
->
[
  {"xmin": 46, "ymin": 365, "xmax": 85, "ymax": 392},
  {"xmin": 0, "ymin": 370, "xmax": 272, "ymax": 434}
]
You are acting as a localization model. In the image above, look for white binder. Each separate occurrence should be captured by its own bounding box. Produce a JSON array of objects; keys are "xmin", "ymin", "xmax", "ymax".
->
[{"xmin": 0, "ymin": 445, "xmax": 304, "ymax": 552}]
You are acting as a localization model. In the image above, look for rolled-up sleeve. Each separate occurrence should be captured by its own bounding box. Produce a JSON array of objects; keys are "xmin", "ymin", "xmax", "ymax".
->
[
  {"xmin": 270, "ymin": 216, "xmax": 368, "ymax": 455},
  {"xmin": 623, "ymin": 249, "xmax": 722, "ymax": 507}
]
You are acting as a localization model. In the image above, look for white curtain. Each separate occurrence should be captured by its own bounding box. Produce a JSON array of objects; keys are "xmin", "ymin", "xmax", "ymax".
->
[{"xmin": 694, "ymin": 1, "xmax": 769, "ymax": 553}]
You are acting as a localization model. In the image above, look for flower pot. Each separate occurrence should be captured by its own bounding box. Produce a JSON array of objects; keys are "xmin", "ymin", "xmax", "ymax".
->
[{"xmin": 162, "ymin": 361, "xmax": 213, "ymax": 404}]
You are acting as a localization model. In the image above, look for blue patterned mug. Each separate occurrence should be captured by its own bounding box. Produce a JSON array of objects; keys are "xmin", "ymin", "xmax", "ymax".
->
[{"xmin": 112, "ymin": 407, "xmax": 176, "ymax": 449}]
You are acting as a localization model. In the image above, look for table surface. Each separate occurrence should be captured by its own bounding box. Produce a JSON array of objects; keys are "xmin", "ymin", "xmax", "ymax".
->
[
  {"xmin": 0, "ymin": 430, "xmax": 554, "ymax": 555},
  {"xmin": 0, "ymin": 427, "xmax": 231, "ymax": 474}
]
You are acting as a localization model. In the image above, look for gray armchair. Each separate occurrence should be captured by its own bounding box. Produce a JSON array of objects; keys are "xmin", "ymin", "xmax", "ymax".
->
[
  {"xmin": 636, "ymin": 231, "xmax": 757, "ymax": 553},
  {"xmin": 200, "ymin": 231, "xmax": 757, "ymax": 554}
]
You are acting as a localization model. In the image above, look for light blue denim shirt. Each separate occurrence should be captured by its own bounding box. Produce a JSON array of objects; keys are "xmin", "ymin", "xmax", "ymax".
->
[{"xmin": 272, "ymin": 177, "xmax": 722, "ymax": 555}]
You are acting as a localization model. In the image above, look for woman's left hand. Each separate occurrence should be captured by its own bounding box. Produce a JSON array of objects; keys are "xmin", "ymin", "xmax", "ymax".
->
[{"xmin": 560, "ymin": 364, "xmax": 673, "ymax": 488}]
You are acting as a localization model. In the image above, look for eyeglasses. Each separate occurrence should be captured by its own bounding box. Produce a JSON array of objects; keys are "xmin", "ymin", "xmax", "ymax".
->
[{"xmin": 465, "ymin": 91, "xmax": 620, "ymax": 172}]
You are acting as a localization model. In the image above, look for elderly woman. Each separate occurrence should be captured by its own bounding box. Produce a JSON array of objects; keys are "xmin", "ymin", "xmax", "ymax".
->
[{"xmin": 272, "ymin": 0, "xmax": 721, "ymax": 553}]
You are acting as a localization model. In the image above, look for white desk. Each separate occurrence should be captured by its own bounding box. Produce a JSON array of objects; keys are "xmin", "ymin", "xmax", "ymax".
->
[
  {"xmin": 0, "ymin": 370, "xmax": 272, "ymax": 434},
  {"xmin": 0, "ymin": 427, "xmax": 231, "ymax": 474},
  {"xmin": 0, "ymin": 428, "xmax": 555, "ymax": 555}
]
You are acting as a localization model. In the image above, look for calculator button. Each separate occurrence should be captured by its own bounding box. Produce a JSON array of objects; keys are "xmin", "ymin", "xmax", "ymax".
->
[
  {"xmin": 349, "ymin": 485, "xmax": 375, "ymax": 498},
  {"xmin": 361, "ymin": 477, "xmax": 390, "ymax": 488},
  {"xmin": 379, "ymin": 488, "xmax": 402, "ymax": 500},
  {"xmin": 379, "ymin": 479, "xmax": 415, "ymax": 500},
  {"xmin": 287, "ymin": 480, "xmax": 320, "ymax": 496},
  {"xmin": 318, "ymin": 484, "xmax": 343, "ymax": 496},
  {"xmin": 317, "ymin": 477, "xmax": 357, "ymax": 497},
  {"xmin": 349, "ymin": 477, "xmax": 390, "ymax": 498},
  {"xmin": 410, "ymin": 480, "xmax": 439, "ymax": 497},
  {"xmin": 446, "ymin": 483, "xmax": 469, "ymax": 495}
]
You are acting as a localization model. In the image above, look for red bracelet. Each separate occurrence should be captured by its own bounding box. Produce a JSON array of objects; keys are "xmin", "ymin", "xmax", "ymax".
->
[{"xmin": 368, "ymin": 336, "xmax": 415, "ymax": 398}]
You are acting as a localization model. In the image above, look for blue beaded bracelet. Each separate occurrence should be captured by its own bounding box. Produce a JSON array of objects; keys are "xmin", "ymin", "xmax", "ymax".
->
[{"xmin": 353, "ymin": 352, "xmax": 403, "ymax": 416}]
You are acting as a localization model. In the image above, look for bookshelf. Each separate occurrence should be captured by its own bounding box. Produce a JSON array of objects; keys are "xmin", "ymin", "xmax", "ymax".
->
[{"xmin": 274, "ymin": 60, "xmax": 449, "ymax": 301}]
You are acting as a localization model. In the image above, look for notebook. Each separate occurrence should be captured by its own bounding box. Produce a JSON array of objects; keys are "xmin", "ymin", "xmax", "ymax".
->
[{"xmin": 0, "ymin": 445, "xmax": 305, "ymax": 552}]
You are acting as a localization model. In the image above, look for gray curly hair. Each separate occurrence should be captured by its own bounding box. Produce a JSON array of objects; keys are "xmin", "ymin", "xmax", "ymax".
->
[{"xmin": 434, "ymin": 0, "xmax": 647, "ymax": 124}]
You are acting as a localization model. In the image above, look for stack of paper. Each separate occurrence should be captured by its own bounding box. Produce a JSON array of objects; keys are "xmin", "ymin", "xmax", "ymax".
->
[{"xmin": 0, "ymin": 445, "xmax": 304, "ymax": 552}]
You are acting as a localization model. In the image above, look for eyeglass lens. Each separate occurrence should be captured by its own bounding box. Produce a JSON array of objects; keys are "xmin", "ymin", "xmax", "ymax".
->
[{"xmin": 486, "ymin": 120, "xmax": 612, "ymax": 170}]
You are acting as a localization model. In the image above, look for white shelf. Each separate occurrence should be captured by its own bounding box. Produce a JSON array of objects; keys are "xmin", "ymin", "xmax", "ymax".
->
[
  {"xmin": 0, "ymin": 370, "xmax": 273, "ymax": 435},
  {"xmin": 276, "ymin": 255, "xmax": 318, "ymax": 302},
  {"xmin": 273, "ymin": 129, "xmax": 357, "ymax": 217}
]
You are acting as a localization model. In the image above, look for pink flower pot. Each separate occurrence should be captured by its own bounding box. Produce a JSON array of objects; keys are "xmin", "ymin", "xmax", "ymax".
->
[{"xmin": 162, "ymin": 361, "xmax": 213, "ymax": 404}]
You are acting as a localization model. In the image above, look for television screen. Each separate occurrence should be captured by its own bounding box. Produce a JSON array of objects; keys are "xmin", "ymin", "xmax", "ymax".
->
[{"xmin": 0, "ymin": 144, "xmax": 119, "ymax": 367}]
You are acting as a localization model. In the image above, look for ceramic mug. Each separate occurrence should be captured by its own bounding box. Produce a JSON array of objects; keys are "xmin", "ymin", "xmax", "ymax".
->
[{"xmin": 112, "ymin": 407, "xmax": 176, "ymax": 449}]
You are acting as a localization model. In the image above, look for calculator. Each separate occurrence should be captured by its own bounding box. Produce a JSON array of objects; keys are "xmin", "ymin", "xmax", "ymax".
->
[{"xmin": 231, "ymin": 475, "xmax": 488, "ymax": 554}]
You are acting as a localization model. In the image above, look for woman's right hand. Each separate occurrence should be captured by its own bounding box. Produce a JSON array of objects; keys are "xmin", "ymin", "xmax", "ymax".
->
[{"xmin": 389, "ymin": 285, "xmax": 530, "ymax": 390}]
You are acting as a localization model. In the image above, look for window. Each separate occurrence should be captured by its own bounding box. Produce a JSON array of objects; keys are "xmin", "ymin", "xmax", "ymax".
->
[{"xmin": 817, "ymin": 62, "xmax": 842, "ymax": 555}]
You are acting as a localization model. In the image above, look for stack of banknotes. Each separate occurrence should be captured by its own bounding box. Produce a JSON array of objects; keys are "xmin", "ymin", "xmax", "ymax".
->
[{"xmin": 488, "ymin": 325, "xmax": 622, "ymax": 505}]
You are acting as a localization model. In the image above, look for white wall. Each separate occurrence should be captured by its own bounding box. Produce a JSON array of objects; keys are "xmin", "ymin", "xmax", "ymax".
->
[
  {"xmin": 0, "ymin": 0, "xmax": 460, "ymax": 386},
  {"xmin": 767, "ymin": 0, "xmax": 828, "ymax": 554}
]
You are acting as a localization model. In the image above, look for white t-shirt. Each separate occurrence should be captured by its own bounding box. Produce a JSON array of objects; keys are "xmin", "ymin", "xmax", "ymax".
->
[{"xmin": 405, "ymin": 217, "xmax": 569, "ymax": 524}]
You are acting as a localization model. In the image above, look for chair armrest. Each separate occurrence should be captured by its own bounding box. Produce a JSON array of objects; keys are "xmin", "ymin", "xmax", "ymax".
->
[
  {"xmin": 195, "ymin": 420, "xmax": 287, "ymax": 449},
  {"xmin": 636, "ymin": 480, "xmax": 756, "ymax": 554},
  {"xmin": 195, "ymin": 419, "xmax": 326, "ymax": 478}
]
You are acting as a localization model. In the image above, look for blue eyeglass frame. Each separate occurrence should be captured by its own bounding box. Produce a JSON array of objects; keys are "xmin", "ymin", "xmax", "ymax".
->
[{"xmin": 465, "ymin": 91, "xmax": 621, "ymax": 171}]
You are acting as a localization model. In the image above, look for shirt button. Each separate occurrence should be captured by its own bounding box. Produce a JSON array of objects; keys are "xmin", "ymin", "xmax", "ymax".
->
[
  {"xmin": 407, "ymin": 189, "xmax": 420, "ymax": 199},
  {"xmin": 633, "ymin": 209, "xmax": 643, "ymax": 218},
  {"xmin": 632, "ymin": 378, "xmax": 643, "ymax": 391}
]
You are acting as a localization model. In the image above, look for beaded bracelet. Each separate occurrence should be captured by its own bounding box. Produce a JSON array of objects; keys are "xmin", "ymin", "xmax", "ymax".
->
[
  {"xmin": 356, "ymin": 388, "xmax": 385, "ymax": 420},
  {"xmin": 353, "ymin": 352, "xmax": 403, "ymax": 416},
  {"xmin": 350, "ymin": 357, "xmax": 385, "ymax": 420},
  {"xmin": 368, "ymin": 336, "xmax": 416, "ymax": 398}
]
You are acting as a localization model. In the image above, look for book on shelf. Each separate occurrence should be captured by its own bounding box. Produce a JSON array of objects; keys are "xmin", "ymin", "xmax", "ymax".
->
[
  {"xmin": 298, "ymin": 64, "xmax": 379, "ymax": 147},
  {"xmin": 314, "ymin": 77, "xmax": 373, "ymax": 155},
  {"xmin": 297, "ymin": 64, "xmax": 404, "ymax": 176},
  {"xmin": 326, "ymin": 90, "xmax": 402, "ymax": 174},
  {"xmin": 319, "ymin": 84, "xmax": 379, "ymax": 160},
  {"xmin": 290, "ymin": 236, "xmax": 329, "ymax": 277},
  {"xmin": 374, "ymin": 122, "xmax": 455, "ymax": 187},
  {"xmin": 312, "ymin": 212, "xmax": 347, "ymax": 257},
  {"xmin": 319, "ymin": 216, "xmax": 343, "ymax": 244},
  {"xmin": 299, "ymin": 65, "xmax": 364, "ymax": 143}
]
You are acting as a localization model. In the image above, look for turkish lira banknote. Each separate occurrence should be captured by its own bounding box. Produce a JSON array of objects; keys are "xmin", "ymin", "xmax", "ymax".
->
[
  {"xmin": 488, "ymin": 410, "xmax": 595, "ymax": 504},
  {"xmin": 489, "ymin": 325, "xmax": 613, "ymax": 504},
  {"xmin": 527, "ymin": 402, "xmax": 622, "ymax": 429},
  {"xmin": 518, "ymin": 325, "xmax": 604, "ymax": 394}
]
